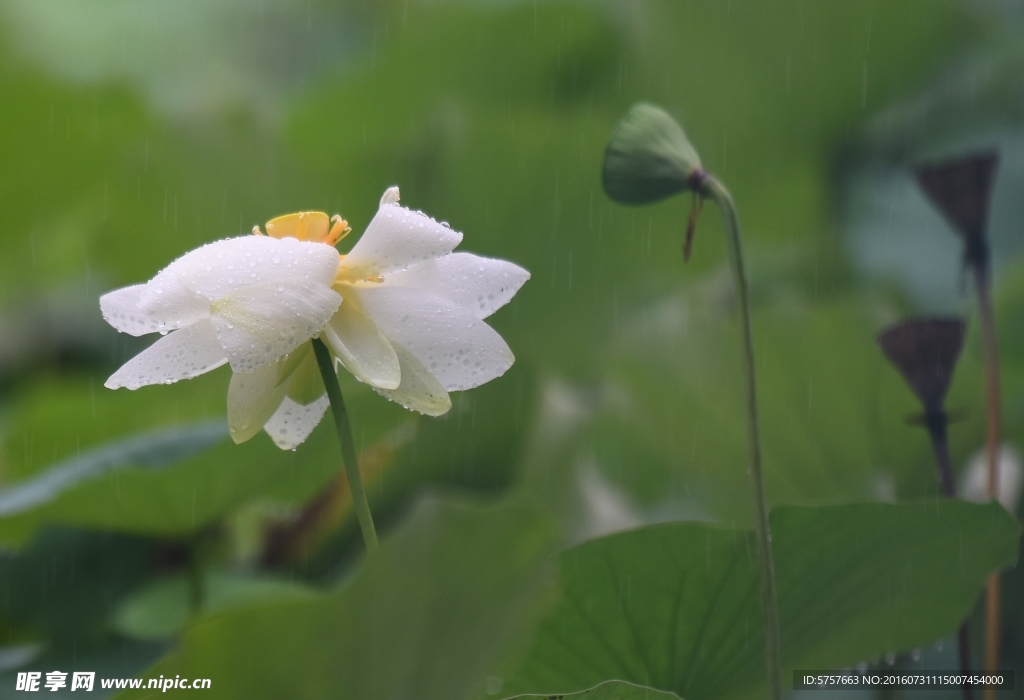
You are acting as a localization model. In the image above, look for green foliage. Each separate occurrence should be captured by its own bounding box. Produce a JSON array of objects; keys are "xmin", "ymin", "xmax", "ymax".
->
[
  {"xmin": 503, "ymin": 501, "xmax": 1019, "ymax": 700},
  {"xmin": 0, "ymin": 528, "xmax": 157, "ymax": 646},
  {"xmin": 0, "ymin": 0, "xmax": 1019, "ymax": 696},
  {"xmin": 113, "ymin": 571, "xmax": 314, "ymax": 640},
  {"xmin": 580, "ymin": 294, "xmax": 992, "ymax": 523},
  {"xmin": 0, "ymin": 420, "xmax": 226, "ymax": 517},
  {"xmin": 0, "ymin": 402, "xmax": 330, "ymax": 545},
  {"xmin": 116, "ymin": 501, "xmax": 558, "ymax": 700},
  {"xmin": 0, "ymin": 0, "xmax": 985, "ymax": 538}
]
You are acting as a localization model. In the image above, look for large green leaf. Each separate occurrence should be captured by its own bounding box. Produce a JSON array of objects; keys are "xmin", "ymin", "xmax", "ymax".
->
[
  {"xmin": 0, "ymin": 378, "xmax": 338, "ymax": 545},
  {"xmin": 503, "ymin": 501, "xmax": 1019, "ymax": 700},
  {"xmin": 116, "ymin": 500, "xmax": 557, "ymax": 700},
  {"xmin": 0, "ymin": 420, "xmax": 227, "ymax": 517},
  {"xmin": 0, "ymin": 527, "xmax": 158, "ymax": 646}
]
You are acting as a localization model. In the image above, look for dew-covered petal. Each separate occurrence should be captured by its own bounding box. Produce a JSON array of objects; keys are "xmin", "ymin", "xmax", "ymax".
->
[
  {"xmin": 104, "ymin": 319, "xmax": 228, "ymax": 390},
  {"xmin": 341, "ymin": 194, "xmax": 463, "ymax": 277},
  {"xmin": 264, "ymin": 395, "xmax": 330, "ymax": 450},
  {"xmin": 226, "ymin": 362, "xmax": 290, "ymax": 444},
  {"xmin": 134, "ymin": 273, "xmax": 212, "ymax": 328},
  {"xmin": 101, "ymin": 285, "xmax": 155, "ymax": 336},
  {"xmin": 210, "ymin": 280, "xmax": 342, "ymax": 373},
  {"xmin": 354, "ymin": 285, "xmax": 514, "ymax": 392},
  {"xmin": 383, "ymin": 253, "xmax": 530, "ymax": 319},
  {"xmin": 372, "ymin": 342, "xmax": 452, "ymax": 416},
  {"xmin": 101, "ymin": 280, "xmax": 209, "ymax": 336},
  {"xmin": 322, "ymin": 300, "xmax": 400, "ymax": 390},
  {"xmin": 160, "ymin": 235, "xmax": 340, "ymax": 301}
]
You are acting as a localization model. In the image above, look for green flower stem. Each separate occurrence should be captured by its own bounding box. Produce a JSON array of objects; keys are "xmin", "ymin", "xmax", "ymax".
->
[
  {"xmin": 702, "ymin": 174, "xmax": 782, "ymax": 700},
  {"xmin": 312, "ymin": 337, "xmax": 380, "ymax": 552}
]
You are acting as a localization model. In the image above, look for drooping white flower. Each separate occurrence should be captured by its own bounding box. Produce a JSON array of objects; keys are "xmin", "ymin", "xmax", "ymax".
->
[
  {"xmin": 100, "ymin": 235, "xmax": 342, "ymax": 390},
  {"xmin": 230, "ymin": 187, "xmax": 530, "ymax": 449}
]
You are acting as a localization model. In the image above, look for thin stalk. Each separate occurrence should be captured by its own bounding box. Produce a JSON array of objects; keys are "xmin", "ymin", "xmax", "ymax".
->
[
  {"xmin": 312, "ymin": 338, "xmax": 379, "ymax": 552},
  {"xmin": 924, "ymin": 410, "xmax": 974, "ymax": 700},
  {"xmin": 187, "ymin": 537, "xmax": 204, "ymax": 614},
  {"xmin": 975, "ymin": 270, "xmax": 1002, "ymax": 697},
  {"xmin": 702, "ymin": 175, "xmax": 782, "ymax": 700},
  {"xmin": 923, "ymin": 411, "xmax": 957, "ymax": 499}
]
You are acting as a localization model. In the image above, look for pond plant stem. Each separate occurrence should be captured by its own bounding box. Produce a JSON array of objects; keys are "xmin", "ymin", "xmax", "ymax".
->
[
  {"xmin": 313, "ymin": 337, "xmax": 380, "ymax": 553},
  {"xmin": 924, "ymin": 411, "xmax": 974, "ymax": 700},
  {"xmin": 976, "ymin": 271, "xmax": 1002, "ymax": 699},
  {"xmin": 697, "ymin": 172, "xmax": 782, "ymax": 700}
]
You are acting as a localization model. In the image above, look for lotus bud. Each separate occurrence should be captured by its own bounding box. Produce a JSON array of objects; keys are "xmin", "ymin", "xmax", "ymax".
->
[{"xmin": 602, "ymin": 103, "xmax": 703, "ymax": 205}]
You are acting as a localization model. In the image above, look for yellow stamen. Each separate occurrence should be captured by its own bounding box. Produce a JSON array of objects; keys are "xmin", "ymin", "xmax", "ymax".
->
[
  {"xmin": 328, "ymin": 215, "xmax": 352, "ymax": 245},
  {"xmin": 259, "ymin": 211, "xmax": 353, "ymax": 246},
  {"xmin": 264, "ymin": 212, "xmax": 331, "ymax": 243}
]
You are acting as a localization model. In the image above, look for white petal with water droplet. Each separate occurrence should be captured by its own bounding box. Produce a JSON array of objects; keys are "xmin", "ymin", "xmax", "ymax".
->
[
  {"xmin": 101, "ymin": 280, "xmax": 209, "ymax": 336},
  {"xmin": 101, "ymin": 284, "xmax": 152, "ymax": 336},
  {"xmin": 159, "ymin": 235, "xmax": 340, "ymax": 301},
  {"xmin": 383, "ymin": 253, "xmax": 530, "ymax": 319},
  {"xmin": 354, "ymin": 285, "xmax": 514, "ymax": 392},
  {"xmin": 210, "ymin": 280, "xmax": 342, "ymax": 373},
  {"xmin": 372, "ymin": 342, "xmax": 451, "ymax": 416},
  {"xmin": 104, "ymin": 319, "xmax": 228, "ymax": 390},
  {"xmin": 264, "ymin": 395, "xmax": 330, "ymax": 450},
  {"xmin": 135, "ymin": 273, "xmax": 212, "ymax": 327},
  {"xmin": 323, "ymin": 302, "xmax": 400, "ymax": 390},
  {"xmin": 342, "ymin": 199, "xmax": 463, "ymax": 276}
]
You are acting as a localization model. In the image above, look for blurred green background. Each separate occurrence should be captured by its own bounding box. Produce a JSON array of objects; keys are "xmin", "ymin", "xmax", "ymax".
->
[{"xmin": 1, "ymin": 0, "xmax": 1024, "ymax": 698}]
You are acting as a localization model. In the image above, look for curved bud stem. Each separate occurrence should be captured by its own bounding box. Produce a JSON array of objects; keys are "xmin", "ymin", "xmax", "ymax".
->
[
  {"xmin": 312, "ymin": 337, "xmax": 380, "ymax": 552},
  {"xmin": 699, "ymin": 174, "xmax": 782, "ymax": 700}
]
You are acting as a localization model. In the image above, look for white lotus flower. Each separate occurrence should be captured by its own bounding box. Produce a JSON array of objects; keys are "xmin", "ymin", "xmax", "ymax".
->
[
  {"xmin": 100, "ymin": 235, "xmax": 342, "ymax": 389},
  {"xmin": 230, "ymin": 187, "xmax": 530, "ymax": 449}
]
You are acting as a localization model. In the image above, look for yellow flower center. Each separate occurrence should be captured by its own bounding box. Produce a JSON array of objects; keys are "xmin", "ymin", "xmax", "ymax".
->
[{"xmin": 254, "ymin": 211, "xmax": 350, "ymax": 246}]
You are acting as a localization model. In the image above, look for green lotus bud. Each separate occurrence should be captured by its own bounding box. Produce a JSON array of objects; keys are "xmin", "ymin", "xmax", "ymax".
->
[{"xmin": 602, "ymin": 103, "xmax": 703, "ymax": 205}]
